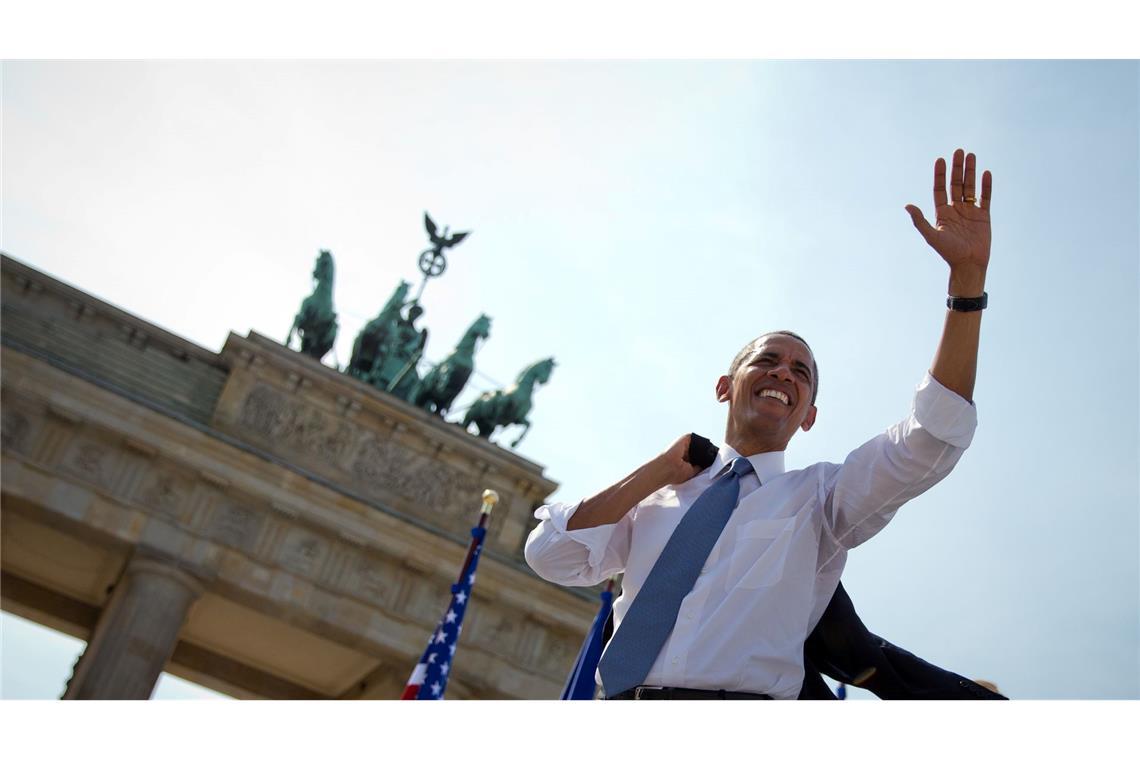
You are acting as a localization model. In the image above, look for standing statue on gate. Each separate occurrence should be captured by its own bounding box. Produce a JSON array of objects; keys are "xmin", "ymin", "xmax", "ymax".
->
[
  {"xmin": 347, "ymin": 280, "xmax": 411, "ymax": 381},
  {"xmin": 463, "ymin": 357, "xmax": 555, "ymax": 448},
  {"xmin": 371, "ymin": 302, "xmax": 429, "ymax": 400},
  {"xmin": 410, "ymin": 314, "xmax": 491, "ymax": 416},
  {"xmin": 287, "ymin": 249, "xmax": 339, "ymax": 361}
]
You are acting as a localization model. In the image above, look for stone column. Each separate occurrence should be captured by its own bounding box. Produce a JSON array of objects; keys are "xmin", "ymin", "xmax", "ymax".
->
[{"xmin": 63, "ymin": 556, "xmax": 204, "ymax": 699}]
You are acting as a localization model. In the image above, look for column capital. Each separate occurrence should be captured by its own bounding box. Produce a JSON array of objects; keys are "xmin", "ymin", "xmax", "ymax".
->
[{"xmin": 125, "ymin": 555, "xmax": 208, "ymax": 597}]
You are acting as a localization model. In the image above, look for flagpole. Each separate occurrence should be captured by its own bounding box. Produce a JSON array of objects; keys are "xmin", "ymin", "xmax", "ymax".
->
[{"xmin": 455, "ymin": 489, "xmax": 496, "ymax": 581}]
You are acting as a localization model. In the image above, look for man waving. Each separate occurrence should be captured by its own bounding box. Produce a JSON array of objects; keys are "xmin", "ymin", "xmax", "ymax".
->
[{"xmin": 526, "ymin": 149, "xmax": 997, "ymax": 700}]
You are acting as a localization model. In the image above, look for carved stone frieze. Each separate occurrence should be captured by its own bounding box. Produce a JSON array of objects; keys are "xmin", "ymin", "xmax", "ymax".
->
[
  {"xmin": 239, "ymin": 385, "xmax": 354, "ymax": 466},
  {"xmin": 466, "ymin": 603, "xmax": 523, "ymax": 659},
  {"xmin": 278, "ymin": 526, "xmax": 329, "ymax": 578},
  {"xmin": 237, "ymin": 384, "xmax": 289, "ymax": 437},
  {"xmin": 62, "ymin": 440, "xmax": 115, "ymax": 490},
  {"xmin": 133, "ymin": 469, "xmax": 194, "ymax": 521},
  {"xmin": 1, "ymin": 406, "xmax": 34, "ymax": 455},
  {"xmin": 350, "ymin": 436, "xmax": 496, "ymax": 531},
  {"xmin": 206, "ymin": 498, "xmax": 266, "ymax": 554},
  {"xmin": 399, "ymin": 570, "xmax": 454, "ymax": 626},
  {"xmin": 340, "ymin": 552, "xmax": 401, "ymax": 609}
]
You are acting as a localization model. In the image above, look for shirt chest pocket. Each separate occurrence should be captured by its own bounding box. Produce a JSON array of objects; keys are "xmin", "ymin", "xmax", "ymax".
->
[{"xmin": 726, "ymin": 516, "xmax": 797, "ymax": 590}]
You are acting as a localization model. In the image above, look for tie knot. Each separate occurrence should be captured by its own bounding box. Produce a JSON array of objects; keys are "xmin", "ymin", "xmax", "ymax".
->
[{"xmin": 729, "ymin": 456, "xmax": 754, "ymax": 478}]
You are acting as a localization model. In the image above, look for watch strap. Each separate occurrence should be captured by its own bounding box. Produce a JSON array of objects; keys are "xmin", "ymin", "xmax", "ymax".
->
[{"xmin": 947, "ymin": 292, "xmax": 988, "ymax": 312}]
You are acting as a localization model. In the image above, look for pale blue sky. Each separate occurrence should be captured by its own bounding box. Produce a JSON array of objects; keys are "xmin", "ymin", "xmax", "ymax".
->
[{"xmin": 2, "ymin": 60, "xmax": 1137, "ymax": 700}]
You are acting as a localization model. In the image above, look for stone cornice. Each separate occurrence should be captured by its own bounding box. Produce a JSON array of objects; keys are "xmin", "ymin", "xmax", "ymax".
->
[{"xmin": 1, "ymin": 253, "xmax": 226, "ymax": 369}]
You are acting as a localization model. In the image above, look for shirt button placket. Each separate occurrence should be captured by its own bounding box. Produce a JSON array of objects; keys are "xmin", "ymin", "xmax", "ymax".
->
[{"xmin": 661, "ymin": 644, "xmax": 687, "ymax": 684}]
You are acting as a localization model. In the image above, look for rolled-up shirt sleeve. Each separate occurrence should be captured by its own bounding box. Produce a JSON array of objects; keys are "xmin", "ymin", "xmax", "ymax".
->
[
  {"xmin": 524, "ymin": 501, "xmax": 631, "ymax": 587},
  {"xmin": 821, "ymin": 371, "xmax": 978, "ymax": 551}
]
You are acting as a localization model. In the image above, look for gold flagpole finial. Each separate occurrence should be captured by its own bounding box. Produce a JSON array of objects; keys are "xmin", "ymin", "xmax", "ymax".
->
[{"xmin": 481, "ymin": 489, "xmax": 499, "ymax": 514}]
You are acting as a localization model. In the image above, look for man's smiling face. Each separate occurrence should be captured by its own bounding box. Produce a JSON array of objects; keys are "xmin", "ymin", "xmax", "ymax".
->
[{"xmin": 716, "ymin": 333, "xmax": 818, "ymax": 455}]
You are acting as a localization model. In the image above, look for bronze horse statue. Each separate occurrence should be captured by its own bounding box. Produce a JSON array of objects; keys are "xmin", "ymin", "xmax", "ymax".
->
[
  {"xmin": 347, "ymin": 281, "xmax": 411, "ymax": 381},
  {"xmin": 463, "ymin": 357, "xmax": 555, "ymax": 447},
  {"xmin": 410, "ymin": 314, "xmax": 491, "ymax": 416},
  {"xmin": 287, "ymin": 249, "xmax": 338, "ymax": 361}
]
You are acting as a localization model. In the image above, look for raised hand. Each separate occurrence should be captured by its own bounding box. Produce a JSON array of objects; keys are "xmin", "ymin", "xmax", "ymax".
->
[
  {"xmin": 905, "ymin": 148, "xmax": 993, "ymax": 278},
  {"xmin": 916, "ymin": 149, "xmax": 992, "ymax": 403},
  {"xmin": 655, "ymin": 434, "xmax": 705, "ymax": 486},
  {"xmin": 566, "ymin": 433, "xmax": 704, "ymax": 531}
]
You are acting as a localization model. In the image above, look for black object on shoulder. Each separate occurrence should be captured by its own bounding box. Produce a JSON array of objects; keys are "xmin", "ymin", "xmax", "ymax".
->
[
  {"xmin": 946, "ymin": 291, "xmax": 988, "ymax": 312},
  {"xmin": 686, "ymin": 433, "xmax": 719, "ymax": 470}
]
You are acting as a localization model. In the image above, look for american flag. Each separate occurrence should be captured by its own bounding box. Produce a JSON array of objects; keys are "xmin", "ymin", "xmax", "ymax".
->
[{"xmin": 401, "ymin": 493, "xmax": 495, "ymax": 700}]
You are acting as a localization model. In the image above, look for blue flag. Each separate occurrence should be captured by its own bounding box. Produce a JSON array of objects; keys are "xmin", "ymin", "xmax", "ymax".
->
[{"xmin": 561, "ymin": 580, "xmax": 615, "ymax": 700}]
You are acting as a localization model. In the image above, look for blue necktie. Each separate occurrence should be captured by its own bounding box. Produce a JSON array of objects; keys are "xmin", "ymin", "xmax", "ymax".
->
[{"xmin": 598, "ymin": 456, "xmax": 755, "ymax": 698}]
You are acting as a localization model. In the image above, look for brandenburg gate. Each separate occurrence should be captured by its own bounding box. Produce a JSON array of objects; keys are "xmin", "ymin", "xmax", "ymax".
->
[{"xmin": 0, "ymin": 253, "xmax": 596, "ymax": 699}]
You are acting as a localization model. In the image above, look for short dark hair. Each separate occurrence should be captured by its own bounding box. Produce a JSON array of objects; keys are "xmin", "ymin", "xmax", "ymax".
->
[{"xmin": 728, "ymin": 331, "xmax": 819, "ymax": 405}]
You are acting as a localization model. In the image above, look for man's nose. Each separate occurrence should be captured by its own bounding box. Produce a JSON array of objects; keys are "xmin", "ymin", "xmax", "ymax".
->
[{"xmin": 768, "ymin": 365, "xmax": 794, "ymax": 382}]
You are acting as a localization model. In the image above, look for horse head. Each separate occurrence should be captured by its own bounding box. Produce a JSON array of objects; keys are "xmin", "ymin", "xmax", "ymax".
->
[
  {"xmin": 313, "ymin": 249, "xmax": 335, "ymax": 285},
  {"xmin": 520, "ymin": 357, "xmax": 556, "ymax": 386},
  {"xmin": 391, "ymin": 280, "xmax": 411, "ymax": 303},
  {"xmin": 377, "ymin": 280, "xmax": 411, "ymax": 318},
  {"xmin": 466, "ymin": 313, "xmax": 492, "ymax": 342}
]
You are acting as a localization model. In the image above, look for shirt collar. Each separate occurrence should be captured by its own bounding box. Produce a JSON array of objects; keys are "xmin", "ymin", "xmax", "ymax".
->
[{"xmin": 709, "ymin": 443, "xmax": 786, "ymax": 485}]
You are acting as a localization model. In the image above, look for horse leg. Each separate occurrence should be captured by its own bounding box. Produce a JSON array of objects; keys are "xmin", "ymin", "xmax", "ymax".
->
[
  {"xmin": 287, "ymin": 315, "xmax": 300, "ymax": 348},
  {"xmin": 511, "ymin": 420, "xmax": 530, "ymax": 448},
  {"xmin": 462, "ymin": 401, "xmax": 479, "ymax": 431}
]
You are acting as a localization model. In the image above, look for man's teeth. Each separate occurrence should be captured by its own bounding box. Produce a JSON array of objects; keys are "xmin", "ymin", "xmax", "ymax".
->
[{"xmin": 758, "ymin": 389, "xmax": 790, "ymax": 405}]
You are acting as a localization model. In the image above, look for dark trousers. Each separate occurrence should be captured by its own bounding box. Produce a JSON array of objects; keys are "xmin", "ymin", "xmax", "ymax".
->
[{"xmin": 798, "ymin": 582, "xmax": 1006, "ymax": 699}]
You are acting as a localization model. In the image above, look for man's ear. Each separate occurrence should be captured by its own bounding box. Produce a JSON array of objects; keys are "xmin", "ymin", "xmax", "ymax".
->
[
  {"xmin": 801, "ymin": 405, "xmax": 818, "ymax": 432},
  {"xmin": 715, "ymin": 375, "xmax": 731, "ymax": 402}
]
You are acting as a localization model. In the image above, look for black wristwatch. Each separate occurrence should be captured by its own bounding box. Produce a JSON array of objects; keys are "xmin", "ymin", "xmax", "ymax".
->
[{"xmin": 946, "ymin": 292, "xmax": 988, "ymax": 312}]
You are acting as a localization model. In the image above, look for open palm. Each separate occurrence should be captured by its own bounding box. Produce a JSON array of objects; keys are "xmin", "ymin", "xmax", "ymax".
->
[{"xmin": 905, "ymin": 148, "xmax": 993, "ymax": 272}]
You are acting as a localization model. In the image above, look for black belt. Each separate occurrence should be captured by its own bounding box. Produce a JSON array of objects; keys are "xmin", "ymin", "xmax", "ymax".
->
[{"xmin": 608, "ymin": 686, "xmax": 773, "ymax": 700}]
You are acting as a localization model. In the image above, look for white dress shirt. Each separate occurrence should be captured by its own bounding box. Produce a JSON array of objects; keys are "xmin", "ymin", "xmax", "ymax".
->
[{"xmin": 524, "ymin": 372, "xmax": 977, "ymax": 699}]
